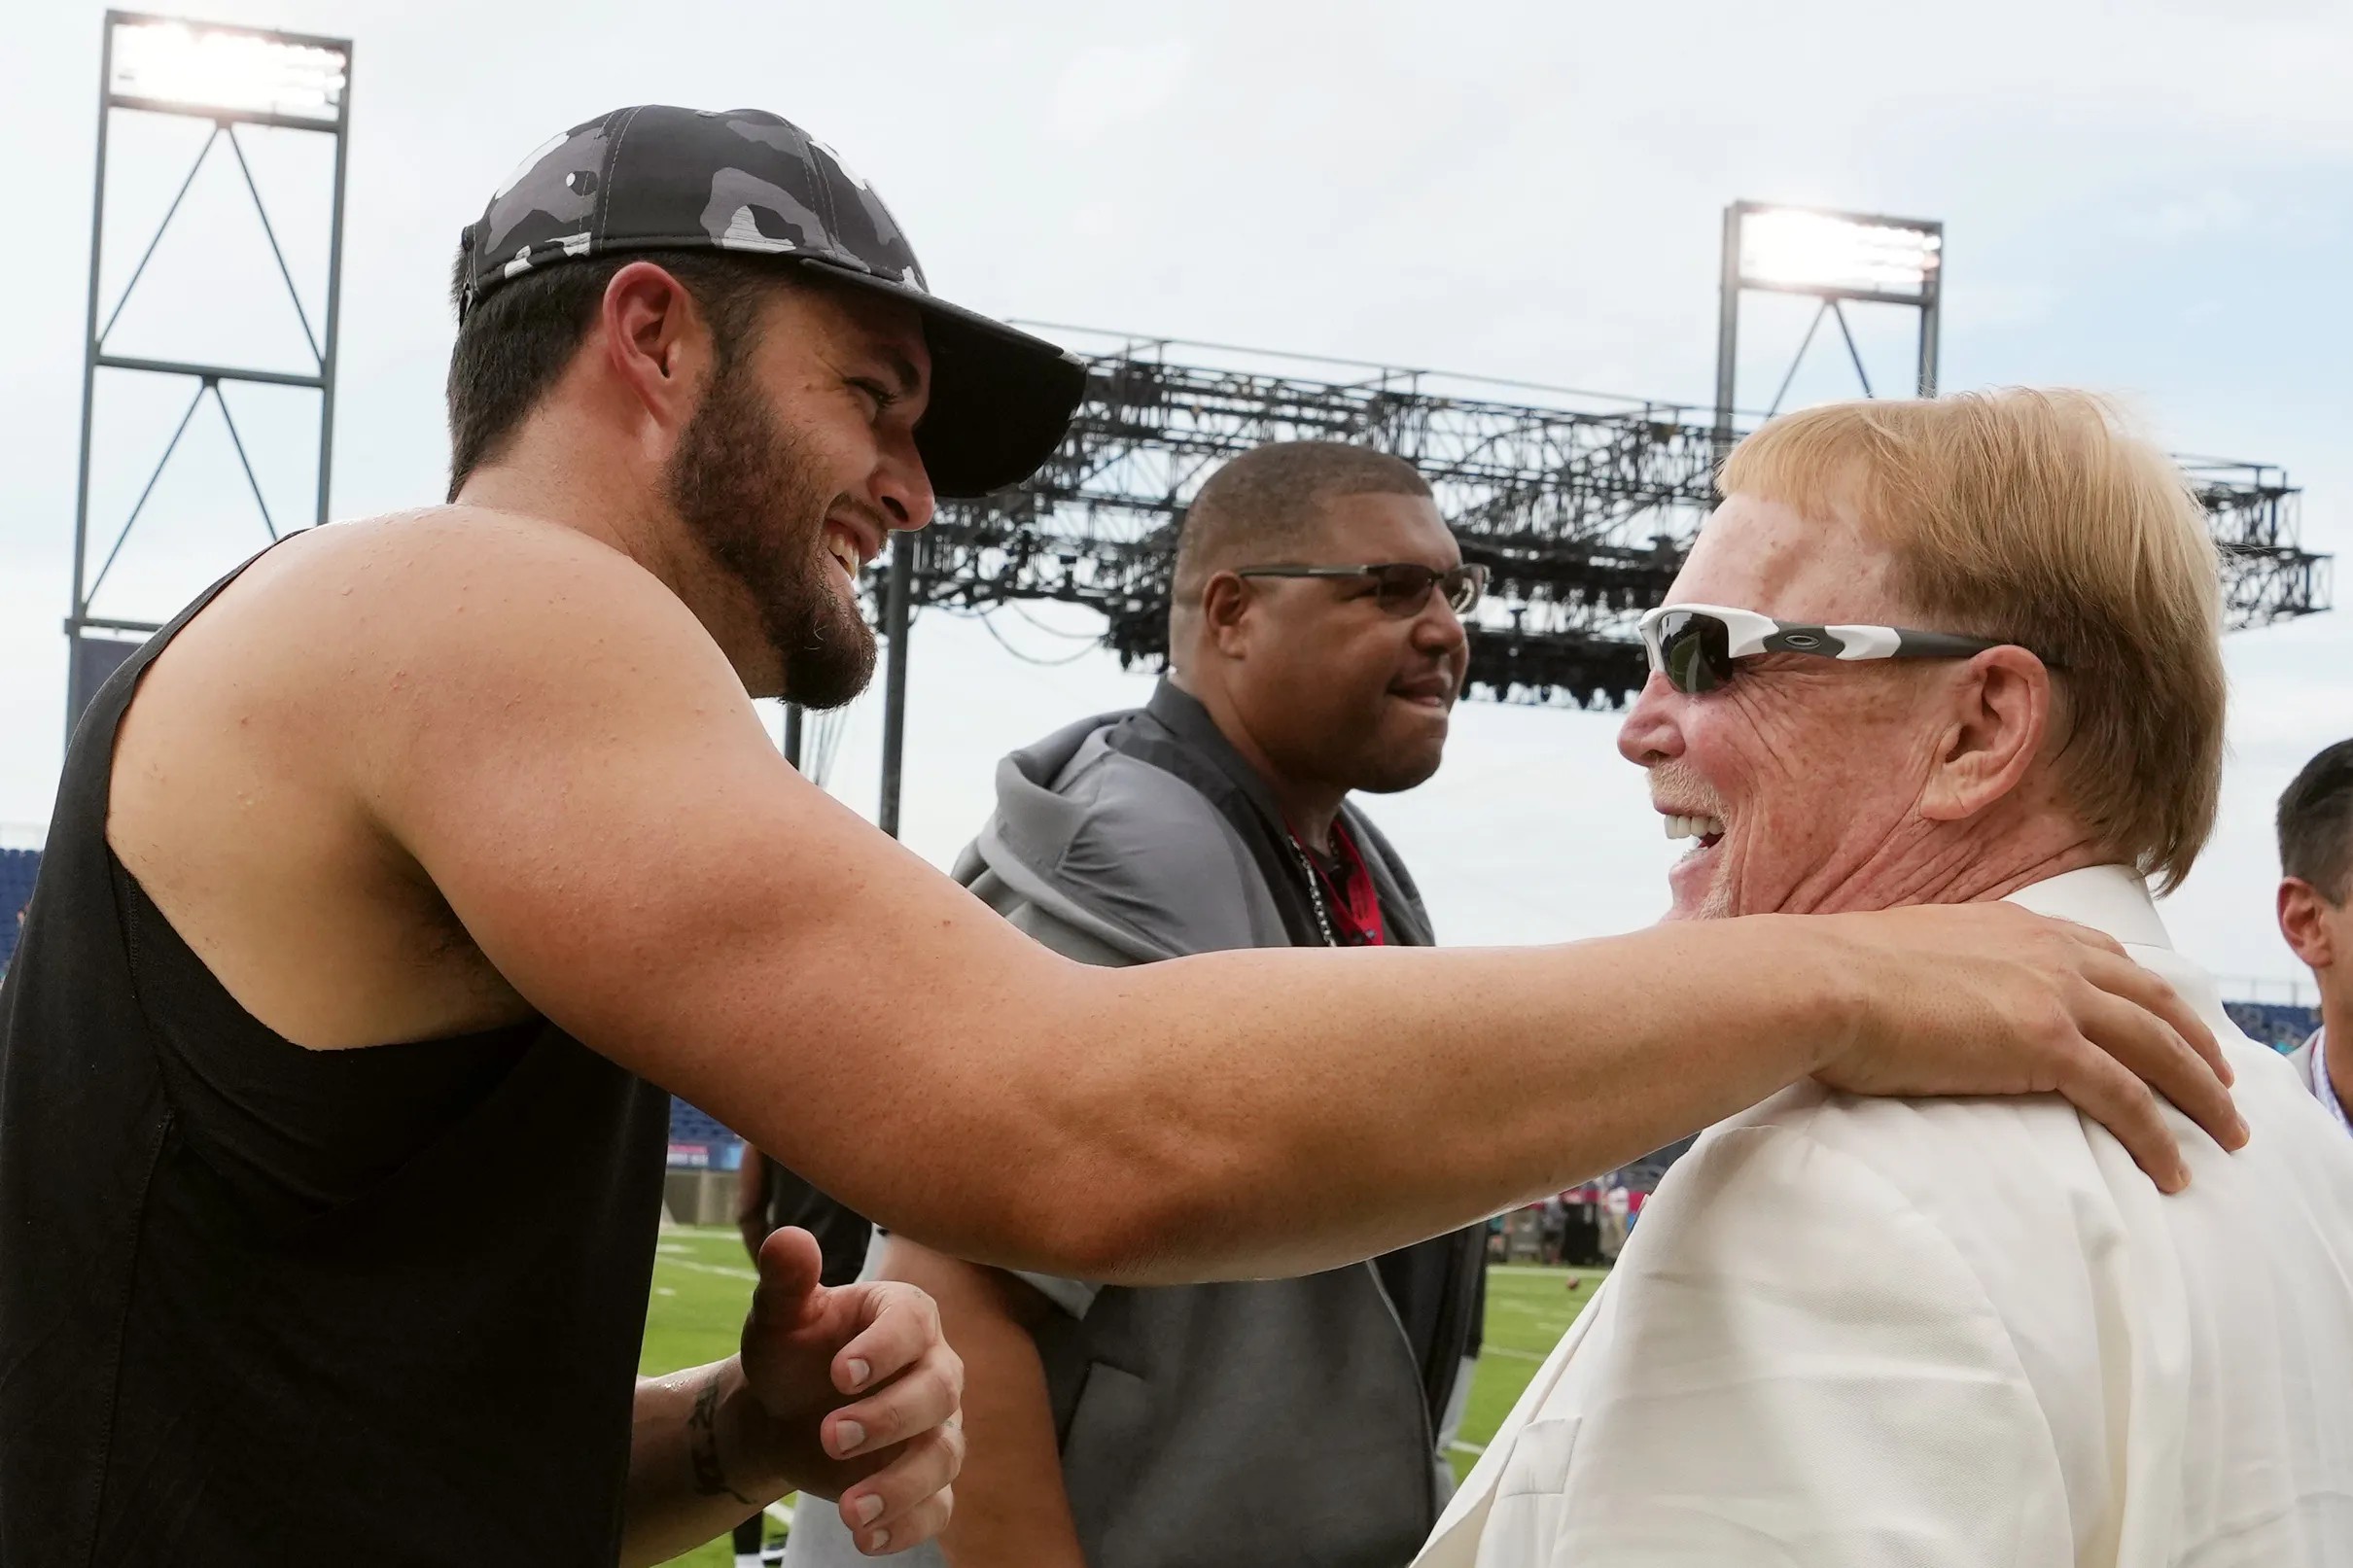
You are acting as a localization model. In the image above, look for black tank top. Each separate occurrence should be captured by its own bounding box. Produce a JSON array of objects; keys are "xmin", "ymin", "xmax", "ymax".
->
[{"xmin": 0, "ymin": 560, "xmax": 671, "ymax": 1565}]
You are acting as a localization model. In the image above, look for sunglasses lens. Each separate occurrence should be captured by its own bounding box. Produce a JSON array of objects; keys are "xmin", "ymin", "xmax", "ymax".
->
[
  {"xmin": 1658, "ymin": 612, "xmax": 1730, "ymax": 693},
  {"xmin": 1367, "ymin": 565, "xmax": 1485, "ymax": 616},
  {"xmin": 1373, "ymin": 565, "xmax": 1436, "ymax": 614}
]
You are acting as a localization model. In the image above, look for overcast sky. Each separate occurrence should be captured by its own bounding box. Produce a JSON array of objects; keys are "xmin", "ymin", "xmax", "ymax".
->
[{"xmin": 4, "ymin": 0, "xmax": 2349, "ymax": 992}]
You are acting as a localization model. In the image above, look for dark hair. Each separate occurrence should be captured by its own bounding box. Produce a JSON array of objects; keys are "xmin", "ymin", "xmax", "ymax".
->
[
  {"xmin": 2279, "ymin": 739, "xmax": 2353, "ymax": 903},
  {"xmin": 443, "ymin": 247, "xmax": 791, "ymax": 499},
  {"xmin": 1171, "ymin": 440, "xmax": 1434, "ymax": 614}
]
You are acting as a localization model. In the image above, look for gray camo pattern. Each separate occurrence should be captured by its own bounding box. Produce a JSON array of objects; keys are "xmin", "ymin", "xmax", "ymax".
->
[{"xmin": 460, "ymin": 105, "xmax": 928, "ymax": 317}]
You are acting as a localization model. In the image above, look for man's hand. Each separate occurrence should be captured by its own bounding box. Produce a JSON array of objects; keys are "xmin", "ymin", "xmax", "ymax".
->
[
  {"xmin": 1811, "ymin": 902, "xmax": 2247, "ymax": 1192},
  {"xmin": 737, "ymin": 1227, "xmax": 966, "ymax": 1555}
]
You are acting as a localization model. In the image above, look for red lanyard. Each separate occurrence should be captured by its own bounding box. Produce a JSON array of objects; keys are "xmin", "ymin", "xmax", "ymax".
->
[{"xmin": 1292, "ymin": 820, "xmax": 1387, "ymax": 947}]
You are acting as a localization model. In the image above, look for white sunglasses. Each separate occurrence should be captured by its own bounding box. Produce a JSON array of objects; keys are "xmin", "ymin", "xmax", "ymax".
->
[{"xmin": 1636, "ymin": 603, "xmax": 2053, "ymax": 694}]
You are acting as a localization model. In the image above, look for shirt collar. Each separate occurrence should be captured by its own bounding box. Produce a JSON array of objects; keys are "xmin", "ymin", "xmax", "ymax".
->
[
  {"xmin": 2001, "ymin": 862, "xmax": 2246, "ymax": 1053},
  {"xmin": 2000, "ymin": 863, "xmax": 2173, "ymax": 951},
  {"xmin": 2313, "ymin": 1029, "xmax": 2353, "ymax": 1138},
  {"xmin": 1142, "ymin": 679, "xmax": 1294, "ymax": 831}
]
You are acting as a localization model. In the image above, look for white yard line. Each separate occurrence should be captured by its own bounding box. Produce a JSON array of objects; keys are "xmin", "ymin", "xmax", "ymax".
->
[
  {"xmin": 1488, "ymin": 1264, "xmax": 1609, "ymax": 1276},
  {"xmin": 1449, "ymin": 1441, "xmax": 1487, "ymax": 1455},
  {"xmin": 657, "ymin": 1257, "xmax": 759, "ymax": 1282}
]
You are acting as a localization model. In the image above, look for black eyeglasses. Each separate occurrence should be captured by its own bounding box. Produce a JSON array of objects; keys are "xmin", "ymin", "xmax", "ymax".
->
[
  {"xmin": 1636, "ymin": 603, "xmax": 2057, "ymax": 695},
  {"xmin": 1234, "ymin": 562, "xmax": 1489, "ymax": 617}
]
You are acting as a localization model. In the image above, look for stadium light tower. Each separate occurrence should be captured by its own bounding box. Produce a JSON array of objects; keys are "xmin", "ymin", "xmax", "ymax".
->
[
  {"xmin": 65, "ymin": 12, "xmax": 352, "ymax": 732},
  {"xmin": 1713, "ymin": 201, "xmax": 1942, "ymax": 446}
]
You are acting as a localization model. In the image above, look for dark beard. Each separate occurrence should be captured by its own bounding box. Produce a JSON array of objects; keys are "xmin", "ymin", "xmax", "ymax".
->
[{"xmin": 662, "ymin": 357, "xmax": 877, "ymax": 709}]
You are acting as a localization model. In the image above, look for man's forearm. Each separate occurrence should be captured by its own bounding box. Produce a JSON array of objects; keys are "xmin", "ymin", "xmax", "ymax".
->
[
  {"xmin": 780, "ymin": 916, "xmax": 1852, "ymax": 1284},
  {"xmin": 1038, "ymin": 921, "xmax": 1849, "ymax": 1278},
  {"xmin": 623, "ymin": 842, "xmax": 2213, "ymax": 1288},
  {"xmin": 622, "ymin": 1360, "xmax": 784, "ymax": 1568}
]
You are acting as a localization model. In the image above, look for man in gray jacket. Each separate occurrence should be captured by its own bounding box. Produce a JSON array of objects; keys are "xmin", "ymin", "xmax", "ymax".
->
[
  {"xmin": 791, "ymin": 440, "xmax": 1491, "ymax": 1566},
  {"xmin": 2278, "ymin": 739, "xmax": 2353, "ymax": 1136}
]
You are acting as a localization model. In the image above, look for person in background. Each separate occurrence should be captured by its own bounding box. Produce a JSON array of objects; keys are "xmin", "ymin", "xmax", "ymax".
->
[
  {"xmin": 1422, "ymin": 391, "xmax": 2353, "ymax": 1568},
  {"xmin": 790, "ymin": 440, "xmax": 1489, "ymax": 1568},
  {"xmin": 2277, "ymin": 739, "xmax": 2353, "ymax": 1134},
  {"xmin": 739, "ymin": 1157, "xmax": 872, "ymax": 1288}
]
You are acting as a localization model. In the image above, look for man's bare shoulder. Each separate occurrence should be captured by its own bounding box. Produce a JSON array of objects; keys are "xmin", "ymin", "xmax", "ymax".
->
[
  {"xmin": 232, "ymin": 506, "xmax": 703, "ymax": 657},
  {"xmin": 158, "ymin": 506, "xmax": 743, "ymax": 743},
  {"xmin": 107, "ymin": 507, "xmax": 766, "ymax": 1048}
]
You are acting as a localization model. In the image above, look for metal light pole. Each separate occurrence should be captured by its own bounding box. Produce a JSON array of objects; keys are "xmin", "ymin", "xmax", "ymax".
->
[
  {"xmin": 65, "ymin": 12, "xmax": 353, "ymax": 734},
  {"xmin": 877, "ymin": 531, "xmax": 915, "ymax": 838},
  {"xmin": 1712, "ymin": 201, "xmax": 1943, "ymax": 452}
]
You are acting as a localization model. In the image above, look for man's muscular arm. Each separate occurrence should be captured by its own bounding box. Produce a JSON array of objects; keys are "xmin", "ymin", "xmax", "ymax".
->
[{"xmin": 334, "ymin": 515, "xmax": 2241, "ymax": 1281}]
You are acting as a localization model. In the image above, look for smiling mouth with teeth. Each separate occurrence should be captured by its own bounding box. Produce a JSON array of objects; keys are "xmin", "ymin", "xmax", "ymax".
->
[
  {"xmin": 822, "ymin": 528, "xmax": 863, "ymax": 580},
  {"xmin": 1664, "ymin": 813, "xmax": 1727, "ymax": 848}
]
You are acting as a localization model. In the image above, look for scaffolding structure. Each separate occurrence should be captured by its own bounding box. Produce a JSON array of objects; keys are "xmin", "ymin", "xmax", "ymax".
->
[{"xmin": 892, "ymin": 331, "xmax": 2331, "ymax": 714}]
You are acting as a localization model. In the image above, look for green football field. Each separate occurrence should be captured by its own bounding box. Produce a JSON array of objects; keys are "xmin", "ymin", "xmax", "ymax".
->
[{"xmin": 643, "ymin": 1227, "xmax": 1606, "ymax": 1567}]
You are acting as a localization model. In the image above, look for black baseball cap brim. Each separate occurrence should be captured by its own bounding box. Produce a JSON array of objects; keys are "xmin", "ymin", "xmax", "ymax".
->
[{"xmin": 801, "ymin": 259, "xmax": 1086, "ymax": 500}]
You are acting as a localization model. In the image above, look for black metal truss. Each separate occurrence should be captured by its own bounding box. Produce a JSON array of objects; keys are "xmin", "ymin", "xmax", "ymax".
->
[{"xmin": 903, "ymin": 341, "xmax": 2331, "ymax": 710}]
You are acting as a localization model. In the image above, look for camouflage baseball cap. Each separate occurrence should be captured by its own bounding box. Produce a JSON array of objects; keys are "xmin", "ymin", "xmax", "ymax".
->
[{"xmin": 458, "ymin": 105, "xmax": 1085, "ymax": 499}]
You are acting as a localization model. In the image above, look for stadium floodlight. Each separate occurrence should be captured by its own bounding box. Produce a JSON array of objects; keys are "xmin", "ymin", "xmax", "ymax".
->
[
  {"xmin": 107, "ymin": 15, "xmax": 348, "ymax": 125},
  {"xmin": 1714, "ymin": 201, "xmax": 1945, "ymax": 447},
  {"xmin": 1737, "ymin": 207, "xmax": 1941, "ymax": 302}
]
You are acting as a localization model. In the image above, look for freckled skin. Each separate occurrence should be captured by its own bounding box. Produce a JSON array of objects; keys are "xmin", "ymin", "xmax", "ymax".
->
[{"xmin": 1617, "ymin": 493, "xmax": 2100, "ymax": 922}]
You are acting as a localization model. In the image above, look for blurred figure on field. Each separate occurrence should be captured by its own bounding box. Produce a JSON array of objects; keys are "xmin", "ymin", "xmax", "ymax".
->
[
  {"xmin": 789, "ymin": 440, "xmax": 1489, "ymax": 1568},
  {"xmin": 1422, "ymin": 392, "xmax": 2353, "ymax": 1568},
  {"xmin": 737, "ymin": 1156, "xmax": 871, "ymax": 1285},
  {"xmin": 2277, "ymin": 739, "xmax": 2353, "ymax": 1136}
]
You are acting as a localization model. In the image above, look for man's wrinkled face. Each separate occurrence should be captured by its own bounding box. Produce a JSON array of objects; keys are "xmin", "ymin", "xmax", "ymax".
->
[
  {"xmin": 1616, "ymin": 492, "xmax": 1954, "ymax": 920},
  {"xmin": 663, "ymin": 281, "xmax": 932, "ymax": 707},
  {"xmin": 1229, "ymin": 492, "xmax": 1471, "ymax": 797}
]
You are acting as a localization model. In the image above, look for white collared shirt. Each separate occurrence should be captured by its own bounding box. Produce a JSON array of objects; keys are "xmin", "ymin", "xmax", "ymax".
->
[
  {"xmin": 1419, "ymin": 865, "xmax": 2353, "ymax": 1568},
  {"xmin": 2312, "ymin": 1028, "xmax": 2353, "ymax": 1139}
]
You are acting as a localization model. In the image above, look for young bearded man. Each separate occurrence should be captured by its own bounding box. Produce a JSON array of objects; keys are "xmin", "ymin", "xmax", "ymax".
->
[
  {"xmin": 789, "ymin": 441, "xmax": 1492, "ymax": 1568},
  {"xmin": 0, "ymin": 108, "xmax": 2242, "ymax": 1567}
]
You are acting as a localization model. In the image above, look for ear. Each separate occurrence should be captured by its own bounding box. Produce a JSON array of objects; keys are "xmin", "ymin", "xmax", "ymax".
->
[
  {"xmin": 2279, "ymin": 878, "xmax": 2340, "ymax": 970},
  {"xmin": 1918, "ymin": 645, "xmax": 2052, "ymax": 823},
  {"xmin": 596, "ymin": 261, "xmax": 715, "ymax": 436},
  {"xmin": 1198, "ymin": 571, "xmax": 1256, "ymax": 659}
]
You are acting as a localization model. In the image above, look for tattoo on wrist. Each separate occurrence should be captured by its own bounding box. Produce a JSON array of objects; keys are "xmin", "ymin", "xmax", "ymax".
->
[{"xmin": 688, "ymin": 1368, "xmax": 758, "ymax": 1506}]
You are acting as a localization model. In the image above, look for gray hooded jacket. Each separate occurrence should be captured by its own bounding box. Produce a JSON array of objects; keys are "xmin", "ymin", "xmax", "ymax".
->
[{"xmin": 789, "ymin": 681, "xmax": 1485, "ymax": 1568}]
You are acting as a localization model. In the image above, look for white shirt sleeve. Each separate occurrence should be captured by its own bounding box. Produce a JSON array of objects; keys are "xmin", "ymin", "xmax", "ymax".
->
[{"xmin": 1509, "ymin": 1121, "xmax": 2081, "ymax": 1568}]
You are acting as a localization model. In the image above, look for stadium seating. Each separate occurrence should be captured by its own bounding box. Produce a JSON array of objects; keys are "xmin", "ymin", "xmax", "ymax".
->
[
  {"xmin": 0, "ymin": 850, "xmax": 39, "ymax": 971},
  {"xmin": 2228, "ymin": 999, "xmax": 2322, "ymax": 1052},
  {"xmin": 668, "ymin": 1098, "xmax": 746, "ymax": 1170}
]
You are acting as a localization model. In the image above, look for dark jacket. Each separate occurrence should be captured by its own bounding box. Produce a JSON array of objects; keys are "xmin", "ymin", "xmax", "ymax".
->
[{"xmin": 790, "ymin": 680, "xmax": 1486, "ymax": 1568}]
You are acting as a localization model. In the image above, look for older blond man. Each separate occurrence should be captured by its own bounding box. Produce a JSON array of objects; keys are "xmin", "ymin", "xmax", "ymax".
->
[{"xmin": 1420, "ymin": 391, "xmax": 2353, "ymax": 1568}]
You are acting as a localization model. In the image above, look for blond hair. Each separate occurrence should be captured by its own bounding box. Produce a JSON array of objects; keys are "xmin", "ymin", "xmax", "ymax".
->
[{"xmin": 1719, "ymin": 389, "xmax": 2224, "ymax": 891}]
